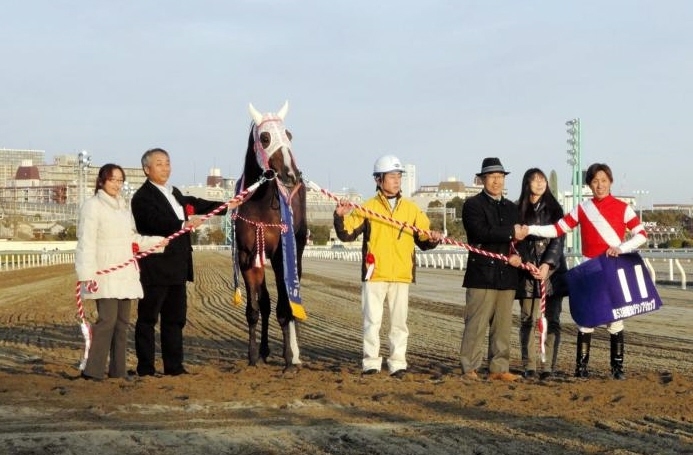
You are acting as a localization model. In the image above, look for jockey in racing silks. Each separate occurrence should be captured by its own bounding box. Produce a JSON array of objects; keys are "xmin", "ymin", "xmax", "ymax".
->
[{"xmin": 333, "ymin": 154, "xmax": 443, "ymax": 378}]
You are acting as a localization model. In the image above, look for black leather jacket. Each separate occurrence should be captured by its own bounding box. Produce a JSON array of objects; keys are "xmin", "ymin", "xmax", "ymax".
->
[{"xmin": 515, "ymin": 201, "xmax": 568, "ymax": 298}]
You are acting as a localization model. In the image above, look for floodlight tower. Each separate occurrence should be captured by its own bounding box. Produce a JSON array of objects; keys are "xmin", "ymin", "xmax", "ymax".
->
[
  {"xmin": 77, "ymin": 150, "xmax": 92, "ymax": 207},
  {"xmin": 122, "ymin": 181, "xmax": 136, "ymax": 207},
  {"xmin": 566, "ymin": 118, "xmax": 582, "ymax": 255}
]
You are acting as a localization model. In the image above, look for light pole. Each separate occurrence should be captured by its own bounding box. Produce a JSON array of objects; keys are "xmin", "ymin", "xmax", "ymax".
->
[
  {"xmin": 77, "ymin": 150, "xmax": 91, "ymax": 207},
  {"xmin": 566, "ymin": 118, "xmax": 582, "ymax": 255},
  {"xmin": 122, "ymin": 181, "xmax": 135, "ymax": 207},
  {"xmin": 633, "ymin": 189, "xmax": 649, "ymax": 220},
  {"xmin": 437, "ymin": 189, "xmax": 452, "ymax": 237}
]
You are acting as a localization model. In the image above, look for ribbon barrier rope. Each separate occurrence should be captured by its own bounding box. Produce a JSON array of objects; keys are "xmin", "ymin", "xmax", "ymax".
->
[
  {"xmin": 74, "ymin": 176, "xmax": 269, "ymax": 370},
  {"xmin": 304, "ymin": 178, "xmax": 549, "ymax": 359},
  {"xmin": 305, "ymin": 178, "xmax": 533, "ymax": 265}
]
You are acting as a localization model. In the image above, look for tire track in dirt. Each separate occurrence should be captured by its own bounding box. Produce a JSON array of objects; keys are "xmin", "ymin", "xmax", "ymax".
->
[
  {"xmin": 2, "ymin": 254, "xmax": 692, "ymax": 377},
  {"xmin": 0, "ymin": 264, "xmax": 85, "ymax": 370},
  {"xmin": 182, "ymin": 252, "xmax": 248, "ymax": 366},
  {"xmin": 177, "ymin": 253, "xmax": 693, "ymax": 377}
]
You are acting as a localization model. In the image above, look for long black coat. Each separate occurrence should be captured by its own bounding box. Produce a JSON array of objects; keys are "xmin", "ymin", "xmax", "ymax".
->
[
  {"xmin": 515, "ymin": 201, "xmax": 568, "ymax": 298},
  {"xmin": 461, "ymin": 191, "xmax": 519, "ymax": 291},
  {"xmin": 131, "ymin": 180, "xmax": 223, "ymax": 286}
]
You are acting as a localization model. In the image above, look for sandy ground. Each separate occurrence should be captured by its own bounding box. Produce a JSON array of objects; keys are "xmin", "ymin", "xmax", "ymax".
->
[{"xmin": 0, "ymin": 250, "xmax": 692, "ymax": 455}]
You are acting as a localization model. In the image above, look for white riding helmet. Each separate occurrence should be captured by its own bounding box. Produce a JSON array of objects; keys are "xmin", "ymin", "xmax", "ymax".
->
[{"xmin": 373, "ymin": 154, "xmax": 404, "ymax": 176}]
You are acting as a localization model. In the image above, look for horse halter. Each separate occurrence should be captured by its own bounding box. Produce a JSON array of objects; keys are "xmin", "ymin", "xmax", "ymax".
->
[{"xmin": 249, "ymin": 102, "xmax": 296, "ymax": 181}]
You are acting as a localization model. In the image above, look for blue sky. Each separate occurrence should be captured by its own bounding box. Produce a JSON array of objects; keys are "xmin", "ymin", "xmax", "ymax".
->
[{"xmin": 1, "ymin": 1, "xmax": 691, "ymax": 206}]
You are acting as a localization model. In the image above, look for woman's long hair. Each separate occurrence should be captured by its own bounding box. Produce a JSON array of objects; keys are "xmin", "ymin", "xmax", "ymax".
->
[
  {"xmin": 517, "ymin": 168, "xmax": 563, "ymax": 224},
  {"xmin": 94, "ymin": 164, "xmax": 126, "ymax": 195}
]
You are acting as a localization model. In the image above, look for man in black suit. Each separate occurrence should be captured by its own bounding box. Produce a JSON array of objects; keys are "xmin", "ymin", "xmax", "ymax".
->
[{"xmin": 131, "ymin": 148, "xmax": 225, "ymax": 376}]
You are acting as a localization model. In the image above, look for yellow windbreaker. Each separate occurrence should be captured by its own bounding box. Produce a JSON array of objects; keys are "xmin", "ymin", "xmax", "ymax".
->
[{"xmin": 333, "ymin": 192, "xmax": 438, "ymax": 283}]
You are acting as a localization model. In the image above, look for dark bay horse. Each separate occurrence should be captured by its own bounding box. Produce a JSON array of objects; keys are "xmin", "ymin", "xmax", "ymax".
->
[{"xmin": 234, "ymin": 101, "xmax": 307, "ymax": 373}]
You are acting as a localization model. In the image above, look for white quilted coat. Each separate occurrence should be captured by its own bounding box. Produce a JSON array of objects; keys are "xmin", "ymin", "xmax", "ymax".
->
[{"xmin": 75, "ymin": 190, "xmax": 164, "ymax": 299}]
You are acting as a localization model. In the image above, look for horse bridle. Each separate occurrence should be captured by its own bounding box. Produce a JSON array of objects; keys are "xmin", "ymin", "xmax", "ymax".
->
[{"xmin": 252, "ymin": 117, "xmax": 295, "ymax": 174}]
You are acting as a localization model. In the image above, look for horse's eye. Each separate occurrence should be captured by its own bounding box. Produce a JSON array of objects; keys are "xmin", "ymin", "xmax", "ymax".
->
[
  {"xmin": 260, "ymin": 132, "xmax": 271, "ymax": 148},
  {"xmin": 286, "ymin": 130, "xmax": 293, "ymax": 141}
]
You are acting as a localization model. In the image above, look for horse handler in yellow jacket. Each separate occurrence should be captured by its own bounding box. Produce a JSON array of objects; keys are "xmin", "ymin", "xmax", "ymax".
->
[{"xmin": 333, "ymin": 154, "xmax": 443, "ymax": 379}]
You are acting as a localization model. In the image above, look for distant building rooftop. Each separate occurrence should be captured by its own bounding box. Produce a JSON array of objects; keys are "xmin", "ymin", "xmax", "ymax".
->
[{"xmin": 15, "ymin": 165, "xmax": 40, "ymax": 180}]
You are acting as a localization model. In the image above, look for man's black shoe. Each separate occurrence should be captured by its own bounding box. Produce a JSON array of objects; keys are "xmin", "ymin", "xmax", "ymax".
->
[
  {"xmin": 362, "ymin": 369, "xmax": 379, "ymax": 375},
  {"xmin": 539, "ymin": 371, "xmax": 552, "ymax": 380},
  {"xmin": 166, "ymin": 369, "xmax": 189, "ymax": 376},
  {"xmin": 80, "ymin": 372, "xmax": 103, "ymax": 382},
  {"xmin": 390, "ymin": 369, "xmax": 407, "ymax": 379},
  {"xmin": 523, "ymin": 370, "xmax": 536, "ymax": 379},
  {"xmin": 133, "ymin": 369, "xmax": 162, "ymax": 378}
]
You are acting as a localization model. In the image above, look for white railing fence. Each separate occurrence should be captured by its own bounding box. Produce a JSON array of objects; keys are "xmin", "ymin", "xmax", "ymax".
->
[
  {"xmin": 3, "ymin": 245, "xmax": 691, "ymax": 290},
  {"xmin": 303, "ymin": 246, "xmax": 693, "ymax": 290},
  {"xmin": 0, "ymin": 251, "xmax": 76, "ymax": 272}
]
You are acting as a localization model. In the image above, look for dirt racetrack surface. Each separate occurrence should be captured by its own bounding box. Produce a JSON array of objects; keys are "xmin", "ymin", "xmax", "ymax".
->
[{"xmin": 0, "ymin": 250, "xmax": 692, "ymax": 454}]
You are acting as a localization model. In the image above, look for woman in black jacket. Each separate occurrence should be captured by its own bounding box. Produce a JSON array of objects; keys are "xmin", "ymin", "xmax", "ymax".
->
[{"xmin": 516, "ymin": 168, "xmax": 568, "ymax": 380}]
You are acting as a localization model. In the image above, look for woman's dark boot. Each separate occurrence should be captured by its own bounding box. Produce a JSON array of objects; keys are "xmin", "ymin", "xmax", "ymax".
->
[
  {"xmin": 610, "ymin": 330, "xmax": 626, "ymax": 380},
  {"xmin": 574, "ymin": 331, "xmax": 591, "ymax": 378}
]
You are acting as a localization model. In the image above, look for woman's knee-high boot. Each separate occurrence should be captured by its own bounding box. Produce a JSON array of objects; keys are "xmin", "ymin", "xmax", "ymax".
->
[
  {"xmin": 610, "ymin": 330, "xmax": 626, "ymax": 380},
  {"xmin": 574, "ymin": 331, "xmax": 591, "ymax": 378}
]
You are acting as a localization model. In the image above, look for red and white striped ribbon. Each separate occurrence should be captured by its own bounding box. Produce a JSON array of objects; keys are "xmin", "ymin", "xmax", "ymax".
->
[
  {"xmin": 306, "ymin": 178, "xmax": 550, "ymax": 357},
  {"xmin": 74, "ymin": 176, "xmax": 268, "ymax": 336}
]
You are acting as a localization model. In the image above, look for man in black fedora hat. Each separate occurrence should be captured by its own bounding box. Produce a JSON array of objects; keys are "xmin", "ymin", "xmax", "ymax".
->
[
  {"xmin": 460, "ymin": 157, "xmax": 527, "ymax": 382},
  {"xmin": 475, "ymin": 157, "xmax": 510, "ymax": 177}
]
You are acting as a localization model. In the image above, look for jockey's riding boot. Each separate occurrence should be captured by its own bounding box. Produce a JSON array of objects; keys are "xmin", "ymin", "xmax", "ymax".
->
[
  {"xmin": 574, "ymin": 331, "xmax": 591, "ymax": 378},
  {"xmin": 610, "ymin": 330, "xmax": 626, "ymax": 380}
]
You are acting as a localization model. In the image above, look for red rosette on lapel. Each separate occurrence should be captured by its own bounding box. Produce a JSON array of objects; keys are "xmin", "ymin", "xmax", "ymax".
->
[
  {"xmin": 365, "ymin": 252, "xmax": 375, "ymax": 281},
  {"xmin": 185, "ymin": 204, "xmax": 195, "ymax": 217}
]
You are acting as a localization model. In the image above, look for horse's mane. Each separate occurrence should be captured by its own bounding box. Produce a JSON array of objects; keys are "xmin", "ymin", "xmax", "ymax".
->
[{"xmin": 242, "ymin": 123, "xmax": 261, "ymax": 185}]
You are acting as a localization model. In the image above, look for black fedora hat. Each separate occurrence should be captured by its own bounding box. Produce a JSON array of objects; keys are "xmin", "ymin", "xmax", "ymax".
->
[{"xmin": 476, "ymin": 157, "xmax": 510, "ymax": 176}]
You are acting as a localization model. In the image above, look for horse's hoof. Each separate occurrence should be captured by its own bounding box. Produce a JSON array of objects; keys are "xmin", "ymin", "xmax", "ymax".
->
[{"xmin": 282, "ymin": 364, "xmax": 300, "ymax": 377}]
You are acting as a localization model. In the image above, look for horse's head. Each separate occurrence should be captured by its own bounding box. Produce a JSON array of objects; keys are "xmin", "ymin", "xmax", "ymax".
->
[{"xmin": 248, "ymin": 101, "xmax": 300, "ymax": 188}]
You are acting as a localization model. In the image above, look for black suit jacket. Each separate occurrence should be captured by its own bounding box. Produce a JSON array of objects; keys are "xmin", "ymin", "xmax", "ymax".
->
[
  {"xmin": 131, "ymin": 180, "xmax": 225, "ymax": 285},
  {"xmin": 461, "ymin": 191, "xmax": 519, "ymax": 291}
]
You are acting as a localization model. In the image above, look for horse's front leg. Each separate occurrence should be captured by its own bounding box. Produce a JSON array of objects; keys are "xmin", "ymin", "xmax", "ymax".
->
[
  {"xmin": 258, "ymin": 281, "xmax": 271, "ymax": 362},
  {"xmin": 271, "ymin": 260, "xmax": 301, "ymax": 372},
  {"xmin": 283, "ymin": 319, "xmax": 301, "ymax": 371},
  {"xmin": 243, "ymin": 268, "xmax": 268, "ymax": 366},
  {"xmin": 278, "ymin": 314, "xmax": 300, "ymax": 374}
]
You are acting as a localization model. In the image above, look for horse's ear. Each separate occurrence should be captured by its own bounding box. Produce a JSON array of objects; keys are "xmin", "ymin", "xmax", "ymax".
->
[
  {"xmin": 277, "ymin": 100, "xmax": 289, "ymax": 120},
  {"xmin": 248, "ymin": 103, "xmax": 263, "ymax": 125}
]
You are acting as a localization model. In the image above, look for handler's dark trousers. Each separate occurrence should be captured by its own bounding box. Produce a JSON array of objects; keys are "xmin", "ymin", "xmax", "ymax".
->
[{"xmin": 135, "ymin": 284, "xmax": 187, "ymax": 376}]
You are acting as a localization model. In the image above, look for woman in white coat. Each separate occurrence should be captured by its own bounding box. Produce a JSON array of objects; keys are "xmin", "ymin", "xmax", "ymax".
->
[{"xmin": 75, "ymin": 164, "xmax": 167, "ymax": 380}]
